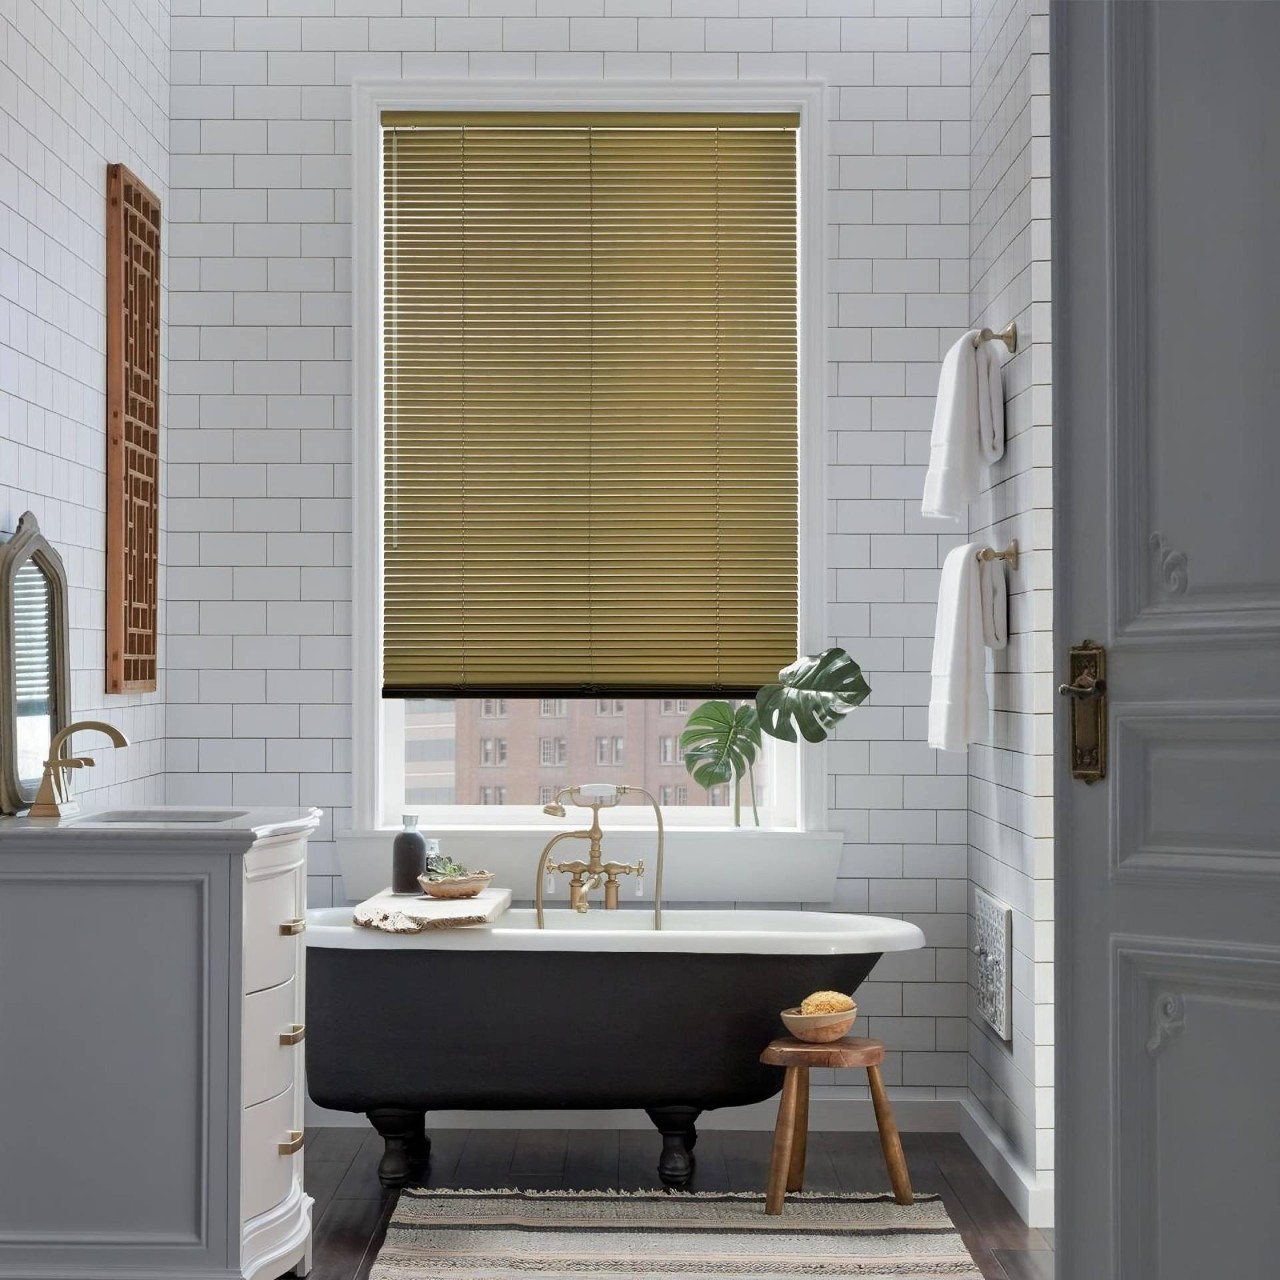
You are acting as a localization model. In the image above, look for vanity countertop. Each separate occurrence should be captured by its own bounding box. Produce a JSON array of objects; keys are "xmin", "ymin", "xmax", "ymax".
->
[{"xmin": 0, "ymin": 805, "xmax": 322, "ymax": 846}]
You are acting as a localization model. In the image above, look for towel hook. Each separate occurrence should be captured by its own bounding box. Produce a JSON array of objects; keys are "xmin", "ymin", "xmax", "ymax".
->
[
  {"xmin": 976, "ymin": 539, "xmax": 1019, "ymax": 571},
  {"xmin": 973, "ymin": 322, "xmax": 1017, "ymax": 354}
]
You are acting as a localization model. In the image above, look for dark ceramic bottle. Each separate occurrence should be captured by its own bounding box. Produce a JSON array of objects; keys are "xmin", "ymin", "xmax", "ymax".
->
[{"xmin": 392, "ymin": 814, "xmax": 427, "ymax": 894}]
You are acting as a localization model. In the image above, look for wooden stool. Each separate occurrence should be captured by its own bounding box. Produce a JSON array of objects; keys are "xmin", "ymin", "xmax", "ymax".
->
[{"xmin": 760, "ymin": 1035, "xmax": 913, "ymax": 1215}]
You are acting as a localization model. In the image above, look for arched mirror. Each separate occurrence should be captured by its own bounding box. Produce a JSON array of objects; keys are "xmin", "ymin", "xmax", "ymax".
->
[{"xmin": 0, "ymin": 512, "xmax": 71, "ymax": 814}]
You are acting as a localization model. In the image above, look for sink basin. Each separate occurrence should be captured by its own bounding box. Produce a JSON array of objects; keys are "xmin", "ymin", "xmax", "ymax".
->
[{"xmin": 82, "ymin": 809, "xmax": 250, "ymax": 824}]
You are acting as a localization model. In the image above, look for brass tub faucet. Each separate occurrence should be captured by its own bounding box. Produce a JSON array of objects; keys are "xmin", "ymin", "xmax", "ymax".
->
[{"xmin": 535, "ymin": 783, "xmax": 665, "ymax": 930}]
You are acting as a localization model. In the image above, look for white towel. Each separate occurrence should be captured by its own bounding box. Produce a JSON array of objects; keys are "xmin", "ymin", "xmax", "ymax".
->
[
  {"xmin": 928, "ymin": 542, "xmax": 989, "ymax": 752},
  {"xmin": 921, "ymin": 331, "xmax": 1005, "ymax": 519},
  {"xmin": 979, "ymin": 555, "xmax": 1008, "ymax": 650}
]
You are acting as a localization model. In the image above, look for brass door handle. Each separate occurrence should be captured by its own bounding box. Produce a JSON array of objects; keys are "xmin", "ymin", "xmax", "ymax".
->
[
  {"xmin": 1058, "ymin": 674, "xmax": 1106, "ymax": 700},
  {"xmin": 1062, "ymin": 641, "xmax": 1107, "ymax": 782},
  {"xmin": 278, "ymin": 918, "xmax": 306, "ymax": 936},
  {"xmin": 279, "ymin": 1023, "xmax": 305, "ymax": 1046},
  {"xmin": 278, "ymin": 1130, "xmax": 304, "ymax": 1156}
]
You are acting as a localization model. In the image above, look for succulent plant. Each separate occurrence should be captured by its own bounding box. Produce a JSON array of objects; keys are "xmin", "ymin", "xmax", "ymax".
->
[{"xmin": 424, "ymin": 853, "xmax": 469, "ymax": 879}]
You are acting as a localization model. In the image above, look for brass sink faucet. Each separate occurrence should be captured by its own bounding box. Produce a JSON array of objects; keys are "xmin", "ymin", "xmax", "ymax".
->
[
  {"xmin": 535, "ymin": 783, "xmax": 665, "ymax": 929},
  {"xmin": 29, "ymin": 720, "xmax": 130, "ymax": 819}
]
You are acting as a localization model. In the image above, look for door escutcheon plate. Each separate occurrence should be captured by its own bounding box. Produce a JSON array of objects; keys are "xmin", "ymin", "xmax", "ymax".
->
[{"xmin": 1059, "ymin": 640, "xmax": 1108, "ymax": 783}]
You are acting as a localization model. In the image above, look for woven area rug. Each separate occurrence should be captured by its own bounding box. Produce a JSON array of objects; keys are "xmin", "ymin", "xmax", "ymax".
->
[{"xmin": 370, "ymin": 1188, "xmax": 983, "ymax": 1278}]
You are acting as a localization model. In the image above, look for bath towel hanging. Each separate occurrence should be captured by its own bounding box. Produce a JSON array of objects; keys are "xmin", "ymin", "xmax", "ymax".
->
[
  {"xmin": 978, "ymin": 553, "xmax": 1008, "ymax": 650},
  {"xmin": 928, "ymin": 542, "xmax": 989, "ymax": 752},
  {"xmin": 921, "ymin": 331, "xmax": 1005, "ymax": 520}
]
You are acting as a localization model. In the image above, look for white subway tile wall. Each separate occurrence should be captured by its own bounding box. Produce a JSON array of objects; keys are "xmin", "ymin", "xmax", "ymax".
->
[
  {"xmin": 166, "ymin": 0, "xmax": 977, "ymax": 1101},
  {"xmin": 968, "ymin": 0, "xmax": 1052, "ymax": 1179},
  {"xmin": 4, "ymin": 0, "xmax": 1053, "ymax": 1143},
  {"xmin": 1, "ymin": 0, "xmax": 169, "ymax": 809}
]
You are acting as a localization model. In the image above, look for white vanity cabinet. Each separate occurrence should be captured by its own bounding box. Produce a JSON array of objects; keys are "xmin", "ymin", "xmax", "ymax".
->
[{"xmin": 0, "ymin": 807, "xmax": 321, "ymax": 1280}]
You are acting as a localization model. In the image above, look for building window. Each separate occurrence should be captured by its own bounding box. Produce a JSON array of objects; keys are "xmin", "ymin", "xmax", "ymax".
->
[
  {"xmin": 480, "ymin": 698, "xmax": 507, "ymax": 718},
  {"xmin": 539, "ymin": 785, "xmax": 555, "ymax": 805},
  {"xmin": 540, "ymin": 698, "xmax": 567, "ymax": 717},
  {"xmin": 596, "ymin": 698, "xmax": 625, "ymax": 716},
  {"xmin": 660, "ymin": 699, "xmax": 690, "ymax": 715},
  {"xmin": 479, "ymin": 786, "xmax": 491, "ymax": 805},
  {"xmin": 396, "ymin": 699, "xmax": 791, "ymax": 820}
]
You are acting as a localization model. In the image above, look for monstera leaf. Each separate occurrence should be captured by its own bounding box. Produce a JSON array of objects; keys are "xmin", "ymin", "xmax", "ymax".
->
[
  {"xmin": 755, "ymin": 647, "xmax": 871, "ymax": 744},
  {"xmin": 680, "ymin": 700, "xmax": 762, "ymax": 826}
]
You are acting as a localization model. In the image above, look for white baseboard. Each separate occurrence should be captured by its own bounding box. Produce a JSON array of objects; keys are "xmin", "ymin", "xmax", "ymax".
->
[
  {"xmin": 957, "ymin": 1097, "xmax": 1054, "ymax": 1228},
  {"xmin": 305, "ymin": 1092, "xmax": 1051, "ymax": 1227}
]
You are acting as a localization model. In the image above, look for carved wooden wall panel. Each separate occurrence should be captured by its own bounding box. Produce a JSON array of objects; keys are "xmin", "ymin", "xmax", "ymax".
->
[{"xmin": 106, "ymin": 164, "xmax": 160, "ymax": 693}]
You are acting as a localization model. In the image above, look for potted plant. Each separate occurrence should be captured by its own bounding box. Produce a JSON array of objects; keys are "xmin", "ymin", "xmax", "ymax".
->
[{"xmin": 680, "ymin": 648, "xmax": 871, "ymax": 827}]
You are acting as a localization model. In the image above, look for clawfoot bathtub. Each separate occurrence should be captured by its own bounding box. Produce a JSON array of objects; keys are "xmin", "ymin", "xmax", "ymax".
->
[{"xmin": 305, "ymin": 908, "xmax": 924, "ymax": 1188}]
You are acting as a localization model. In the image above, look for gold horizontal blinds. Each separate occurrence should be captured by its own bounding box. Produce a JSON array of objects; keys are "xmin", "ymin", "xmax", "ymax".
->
[{"xmin": 383, "ymin": 113, "xmax": 799, "ymax": 697}]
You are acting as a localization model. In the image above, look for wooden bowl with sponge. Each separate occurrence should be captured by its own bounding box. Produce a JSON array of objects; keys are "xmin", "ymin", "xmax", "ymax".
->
[{"xmin": 781, "ymin": 991, "xmax": 859, "ymax": 1043}]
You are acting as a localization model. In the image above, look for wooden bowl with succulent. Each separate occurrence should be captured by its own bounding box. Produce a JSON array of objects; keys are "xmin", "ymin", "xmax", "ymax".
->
[
  {"xmin": 781, "ymin": 991, "xmax": 859, "ymax": 1043},
  {"xmin": 418, "ymin": 855, "xmax": 494, "ymax": 900}
]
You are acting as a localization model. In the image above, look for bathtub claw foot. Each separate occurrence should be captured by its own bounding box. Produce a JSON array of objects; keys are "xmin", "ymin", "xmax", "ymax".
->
[
  {"xmin": 368, "ymin": 1108, "xmax": 430, "ymax": 1190},
  {"xmin": 646, "ymin": 1107, "xmax": 701, "ymax": 1188}
]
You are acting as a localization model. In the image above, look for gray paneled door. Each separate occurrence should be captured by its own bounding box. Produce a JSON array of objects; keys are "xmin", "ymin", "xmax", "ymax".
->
[{"xmin": 1053, "ymin": 2, "xmax": 1280, "ymax": 1278}]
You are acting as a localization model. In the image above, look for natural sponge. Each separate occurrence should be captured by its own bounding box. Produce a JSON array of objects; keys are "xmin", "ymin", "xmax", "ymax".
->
[{"xmin": 800, "ymin": 990, "xmax": 855, "ymax": 1015}]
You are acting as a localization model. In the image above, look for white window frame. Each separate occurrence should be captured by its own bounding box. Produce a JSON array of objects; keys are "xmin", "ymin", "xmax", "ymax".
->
[{"xmin": 352, "ymin": 78, "xmax": 829, "ymax": 838}]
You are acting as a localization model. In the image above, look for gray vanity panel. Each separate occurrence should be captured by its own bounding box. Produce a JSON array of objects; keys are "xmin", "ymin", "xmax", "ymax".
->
[{"xmin": 0, "ymin": 849, "xmax": 236, "ymax": 1276}]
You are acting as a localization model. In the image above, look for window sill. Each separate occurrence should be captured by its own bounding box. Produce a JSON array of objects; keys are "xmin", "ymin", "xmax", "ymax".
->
[{"xmin": 333, "ymin": 826, "xmax": 843, "ymax": 906}]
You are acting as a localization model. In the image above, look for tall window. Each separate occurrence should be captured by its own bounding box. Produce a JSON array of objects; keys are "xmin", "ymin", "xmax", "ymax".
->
[{"xmin": 377, "ymin": 105, "xmax": 805, "ymax": 828}]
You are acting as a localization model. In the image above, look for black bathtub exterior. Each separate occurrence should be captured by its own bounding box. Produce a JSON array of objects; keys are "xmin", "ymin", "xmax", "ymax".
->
[{"xmin": 306, "ymin": 945, "xmax": 881, "ymax": 1187}]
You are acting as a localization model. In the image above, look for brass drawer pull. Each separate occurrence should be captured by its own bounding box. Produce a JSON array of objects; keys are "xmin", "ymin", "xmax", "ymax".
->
[
  {"xmin": 278, "ymin": 918, "xmax": 306, "ymax": 937},
  {"xmin": 278, "ymin": 1130, "xmax": 304, "ymax": 1156},
  {"xmin": 279, "ymin": 1023, "xmax": 306, "ymax": 1046}
]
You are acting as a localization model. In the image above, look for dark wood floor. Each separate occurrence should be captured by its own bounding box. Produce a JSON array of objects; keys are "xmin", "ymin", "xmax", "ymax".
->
[{"xmin": 304, "ymin": 1126, "xmax": 1053, "ymax": 1280}]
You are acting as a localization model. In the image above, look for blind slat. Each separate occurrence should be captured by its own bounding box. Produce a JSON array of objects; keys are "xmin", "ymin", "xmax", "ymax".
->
[{"xmin": 383, "ymin": 116, "xmax": 798, "ymax": 697}]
